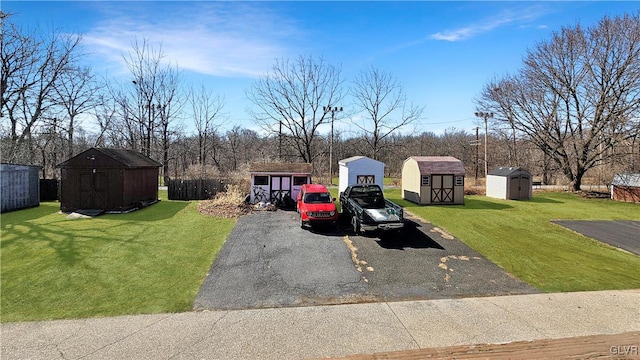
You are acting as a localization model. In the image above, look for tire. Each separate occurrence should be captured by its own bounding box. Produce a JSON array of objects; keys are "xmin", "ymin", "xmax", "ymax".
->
[{"xmin": 299, "ymin": 214, "xmax": 304, "ymax": 228}]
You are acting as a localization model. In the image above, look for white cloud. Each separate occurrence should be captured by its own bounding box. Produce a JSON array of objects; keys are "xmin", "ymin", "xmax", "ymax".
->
[
  {"xmin": 429, "ymin": 5, "xmax": 549, "ymax": 42},
  {"xmin": 83, "ymin": 2, "xmax": 298, "ymax": 78},
  {"xmin": 430, "ymin": 27, "xmax": 478, "ymax": 42}
]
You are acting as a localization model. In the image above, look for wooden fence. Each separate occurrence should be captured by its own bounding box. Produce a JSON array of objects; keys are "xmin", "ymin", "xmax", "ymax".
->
[
  {"xmin": 40, "ymin": 179, "xmax": 59, "ymax": 201},
  {"xmin": 167, "ymin": 179, "xmax": 224, "ymax": 200}
]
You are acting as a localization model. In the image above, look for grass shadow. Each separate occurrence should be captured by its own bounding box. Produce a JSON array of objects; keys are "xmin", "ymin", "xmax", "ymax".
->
[
  {"xmin": 529, "ymin": 196, "xmax": 563, "ymax": 204},
  {"xmin": 1, "ymin": 200, "xmax": 190, "ymax": 266},
  {"xmin": 463, "ymin": 198, "xmax": 514, "ymax": 210},
  {"xmin": 101, "ymin": 200, "xmax": 189, "ymax": 221}
]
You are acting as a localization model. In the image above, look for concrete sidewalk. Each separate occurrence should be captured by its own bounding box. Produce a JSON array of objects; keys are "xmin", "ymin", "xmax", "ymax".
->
[{"xmin": 2, "ymin": 290, "xmax": 639, "ymax": 359}]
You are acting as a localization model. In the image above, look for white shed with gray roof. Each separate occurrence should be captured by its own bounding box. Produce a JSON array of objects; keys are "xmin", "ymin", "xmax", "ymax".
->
[
  {"xmin": 486, "ymin": 167, "xmax": 532, "ymax": 200},
  {"xmin": 338, "ymin": 156, "xmax": 385, "ymax": 196}
]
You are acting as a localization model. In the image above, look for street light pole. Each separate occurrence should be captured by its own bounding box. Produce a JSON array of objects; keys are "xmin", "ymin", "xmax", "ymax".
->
[
  {"xmin": 475, "ymin": 111, "xmax": 493, "ymax": 178},
  {"xmin": 323, "ymin": 105, "xmax": 342, "ymax": 185}
]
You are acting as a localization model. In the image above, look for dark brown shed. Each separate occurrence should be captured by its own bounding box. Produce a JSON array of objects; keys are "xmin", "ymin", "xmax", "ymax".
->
[{"xmin": 57, "ymin": 147, "xmax": 161, "ymax": 212}]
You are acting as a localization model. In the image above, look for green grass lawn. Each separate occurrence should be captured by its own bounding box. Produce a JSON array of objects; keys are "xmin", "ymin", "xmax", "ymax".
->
[
  {"xmin": 383, "ymin": 189, "xmax": 640, "ymax": 292},
  {"xmin": 1, "ymin": 192, "xmax": 235, "ymax": 322},
  {"xmin": 3, "ymin": 188, "xmax": 638, "ymax": 323}
]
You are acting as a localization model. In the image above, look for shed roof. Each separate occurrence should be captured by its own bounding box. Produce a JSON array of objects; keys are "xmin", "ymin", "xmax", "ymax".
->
[
  {"xmin": 488, "ymin": 167, "xmax": 531, "ymax": 177},
  {"xmin": 249, "ymin": 162, "xmax": 312, "ymax": 174},
  {"xmin": 338, "ymin": 156, "xmax": 385, "ymax": 166},
  {"xmin": 1, "ymin": 163, "xmax": 42, "ymax": 170},
  {"xmin": 58, "ymin": 147, "xmax": 161, "ymax": 168},
  {"xmin": 407, "ymin": 156, "xmax": 465, "ymax": 175},
  {"xmin": 612, "ymin": 173, "xmax": 640, "ymax": 187}
]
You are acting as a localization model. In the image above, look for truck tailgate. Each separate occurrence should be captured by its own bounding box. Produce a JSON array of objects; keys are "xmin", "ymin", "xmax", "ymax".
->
[{"xmin": 364, "ymin": 208, "xmax": 401, "ymax": 222}]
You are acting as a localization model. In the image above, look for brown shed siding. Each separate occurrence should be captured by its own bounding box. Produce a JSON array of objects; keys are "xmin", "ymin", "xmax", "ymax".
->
[
  {"xmin": 58, "ymin": 148, "xmax": 160, "ymax": 212},
  {"xmin": 612, "ymin": 186, "xmax": 640, "ymax": 203},
  {"xmin": 611, "ymin": 174, "xmax": 640, "ymax": 203}
]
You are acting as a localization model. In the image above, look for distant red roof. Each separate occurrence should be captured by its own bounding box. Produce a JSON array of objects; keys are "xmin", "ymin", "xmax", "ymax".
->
[
  {"xmin": 249, "ymin": 162, "xmax": 312, "ymax": 174},
  {"xmin": 407, "ymin": 156, "xmax": 465, "ymax": 175}
]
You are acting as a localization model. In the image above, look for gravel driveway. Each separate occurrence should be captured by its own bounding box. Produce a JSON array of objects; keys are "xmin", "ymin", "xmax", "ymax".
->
[{"xmin": 194, "ymin": 210, "xmax": 537, "ymax": 311}]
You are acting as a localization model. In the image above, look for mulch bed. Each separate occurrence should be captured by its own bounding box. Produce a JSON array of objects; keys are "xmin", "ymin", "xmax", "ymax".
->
[{"xmin": 198, "ymin": 200, "xmax": 252, "ymax": 218}]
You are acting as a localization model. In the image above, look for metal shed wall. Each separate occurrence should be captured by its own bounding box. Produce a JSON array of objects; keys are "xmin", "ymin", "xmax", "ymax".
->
[
  {"xmin": 1, "ymin": 164, "xmax": 40, "ymax": 213},
  {"xmin": 338, "ymin": 156, "xmax": 385, "ymax": 196},
  {"xmin": 486, "ymin": 167, "xmax": 532, "ymax": 200}
]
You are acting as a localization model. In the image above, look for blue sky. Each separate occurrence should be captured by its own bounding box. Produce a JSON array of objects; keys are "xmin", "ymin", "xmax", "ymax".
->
[{"xmin": 5, "ymin": 1, "xmax": 640, "ymax": 136}]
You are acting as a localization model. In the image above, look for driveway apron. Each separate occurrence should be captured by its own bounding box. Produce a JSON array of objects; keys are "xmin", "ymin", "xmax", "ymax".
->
[
  {"xmin": 195, "ymin": 210, "xmax": 538, "ymax": 311},
  {"xmin": 348, "ymin": 213, "xmax": 538, "ymax": 301},
  {"xmin": 194, "ymin": 210, "xmax": 367, "ymax": 310},
  {"xmin": 552, "ymin": 220, "xmax": 640, "ymax": 255}
]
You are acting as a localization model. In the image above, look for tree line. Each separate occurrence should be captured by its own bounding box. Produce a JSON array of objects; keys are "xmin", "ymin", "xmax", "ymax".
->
[{"xmin": 2, "ymin": 11, "xmax": 639, "ymax": 190}]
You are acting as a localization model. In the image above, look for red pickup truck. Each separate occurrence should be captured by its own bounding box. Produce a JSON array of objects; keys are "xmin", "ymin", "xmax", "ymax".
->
[{"xmin": 296, "ymin": 184, "xmax": 338, "ymax": 229}]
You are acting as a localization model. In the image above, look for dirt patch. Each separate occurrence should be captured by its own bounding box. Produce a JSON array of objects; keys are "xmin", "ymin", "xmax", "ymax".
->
[{"xmin": 576, "ymin": 190, "xmax": 610, "ymax": 199}]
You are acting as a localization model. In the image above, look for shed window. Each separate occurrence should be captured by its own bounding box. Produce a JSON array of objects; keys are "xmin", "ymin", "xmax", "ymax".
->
[
  {"xmin": 455, "ymin": 176, "xmax": 464, "ymax": 186},
  {"xmin": 357, "ymin": 175, "xmax": 375, "ymax": 184},
  {"xmin": 293, "ymin": 176, "xmax": 308, "ymax": 186},
  {"xmin": 421, "ymin": 176, "xmax": 430, "ymax": 186},
  {"xmin": 254, "ymin": 176, "xmax": 268, "ymax": 186}
]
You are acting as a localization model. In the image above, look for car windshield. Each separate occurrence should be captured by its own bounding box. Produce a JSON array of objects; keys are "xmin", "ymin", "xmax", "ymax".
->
[{"xmin": 304, "ymin": 192, "xmax": 332, "ymax": 204}]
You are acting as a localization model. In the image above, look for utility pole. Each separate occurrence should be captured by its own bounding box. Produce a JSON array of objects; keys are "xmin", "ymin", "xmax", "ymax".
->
[
  {"xmin": 323, "ymin": 105, "xmax": 342, "ymax": 185},
  {"xmin": 475, "ymin": 111, "xmax": 493, "ymax": 178},
  {"xmin": 278, "ymin": 121, "xmax": 282, "ymax": 161},
  {"xmin": 471, "ymin": 127, "xmax": 480, "ymax": 182}
]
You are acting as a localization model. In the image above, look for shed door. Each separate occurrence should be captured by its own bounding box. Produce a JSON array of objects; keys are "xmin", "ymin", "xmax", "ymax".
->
[
  {"xmin": 78, "ymin": 170, "xmax": 107, "ymax": 209},
  {"xmin": 509, "ymin": 175, "xmax": 530, "ymax": 199},
  {"xmin": 431, "ymin": 175, "xmax": 454, "ymax": 203},
  {"xmin": 270, "ymin": 176, "xmax": 291, "ymax": 203}
]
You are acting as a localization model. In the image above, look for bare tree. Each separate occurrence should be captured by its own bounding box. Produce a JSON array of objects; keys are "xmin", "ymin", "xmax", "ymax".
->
[
  {"xmin": 107, "ymin": 39, "xmax": 184, "ymax": 183},
  {"xmin": 189, "ymin": 84, "xmax": 225, "ymax": 174},
  {"xmin": 247, "ymin": 54, "xmax": 344, "ymax": 163},
  {"xmin": 154, "ymin": 67, "xmax": 182, "ymax": 183},
  {"xmin": 122, "ymin": 39, "xmax": 181, "ymax": 158},
  {"xmin": 351, "ymin": 66, "xmax": 424, "ymax": 160},
  {"xmin": 1, "ymin": 12, "xmax": 82, "ymax": 163},
  {"xmin": 477, "ymin": 12, "xmax": 640, "ymax": 191},
  {"xmin": 225, "ymin": 125, "xmax": 262, "ymax": 172},
  {"xmin": 53, "ymin": 66, "xmax": 100, "ymax": 158}
]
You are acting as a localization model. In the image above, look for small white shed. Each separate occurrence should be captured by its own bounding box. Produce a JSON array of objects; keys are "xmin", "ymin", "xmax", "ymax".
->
[
  {"xmin": 249, "ymin": 162, "xmax": 312, "ymax": 205},
  {"xmin": 486, "ymin": 167, "xmax": 532, "ymax": 200},
  {"xmin": 338, "ymin": 156, "xmax": 385, "ymax": 196}
]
